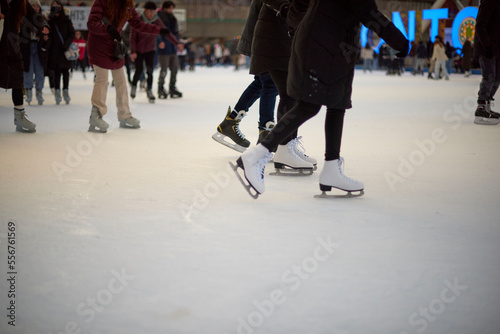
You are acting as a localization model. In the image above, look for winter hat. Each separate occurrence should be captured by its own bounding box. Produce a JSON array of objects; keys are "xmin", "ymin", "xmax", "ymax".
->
[{"xmin": 29, "ymin": 0, "xmax": 42, "ymax": 7}]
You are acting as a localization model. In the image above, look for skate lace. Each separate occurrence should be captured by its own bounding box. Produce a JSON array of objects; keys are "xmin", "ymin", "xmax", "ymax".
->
[
  {"xmin": 234, "ymin": 122, "xmax": 246, "ymax": 140},
  {"xmin": 257, "ymin": 152, "xmax": 273, "ymax": 180},
  {"xmin": 338, "ymin": 158, "xmax": 358, "ymax": 184},
  {"xmin": 292, "ymin": 136, "xmax": 310, "ymax": 158}
]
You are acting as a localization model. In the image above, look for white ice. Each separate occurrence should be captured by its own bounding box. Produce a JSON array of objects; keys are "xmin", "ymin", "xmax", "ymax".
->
[{"xmin": 0, "ymin": 67, "xmax": 499, "ymax": 334}]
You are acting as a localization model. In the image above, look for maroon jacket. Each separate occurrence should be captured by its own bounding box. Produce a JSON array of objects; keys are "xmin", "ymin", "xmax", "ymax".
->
[
  {"xmin": 130, "ymin": 15, "xmax": 165, "ymax": 54},
  {"xmin": 87, "ymin": 0, "xmax": 161, "ymax": 70}
]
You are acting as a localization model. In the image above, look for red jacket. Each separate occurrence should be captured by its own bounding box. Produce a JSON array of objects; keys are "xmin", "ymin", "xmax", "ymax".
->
[
  {"xmin": 87, "ymin": 0, "xmax": 161, "ymax": 70},
  {"xmin": 73, "ymin": 37, "xmax": 86, "ymax": 61},
  {"xmin": 130, "ymin": 15, "xmax": 165, "ymax": 54}
]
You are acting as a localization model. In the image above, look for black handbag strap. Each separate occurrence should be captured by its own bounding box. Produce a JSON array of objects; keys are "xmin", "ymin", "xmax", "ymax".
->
[{"xmin": 54, "ymin": 24, "xmax": 65, "ymax": 45}]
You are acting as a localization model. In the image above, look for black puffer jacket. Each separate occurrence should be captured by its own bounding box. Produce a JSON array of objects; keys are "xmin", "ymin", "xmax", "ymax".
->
[
  {"xmin": 0, "ymin": 0, "xmax": 47, "ymax": 89},
  {"xmin": 286, "ymin": 0, "xmax": 408, "ymax": 108},
  {"xmin": 473, "ymin": 0, "xmax": 500, "ymax": 59},
  {"xmin": 237, "ymin": 0, "xmax": 292, "ymax": 75}
]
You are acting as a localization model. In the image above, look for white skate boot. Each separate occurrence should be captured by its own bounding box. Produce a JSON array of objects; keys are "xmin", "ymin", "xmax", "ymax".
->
[
  {"xmin": 270, "ymin": 141, "xmax": 314, "ymax": 176},
  {"xmin": 14, "ymin": 108, "xmax": 36, "ymax": 133},
  {"xmin": 315, "ymin": 158, "xmax": 364, "ymax": 198},
  {"xmin": 88, "ymin": 106, "xmax": 109, "ymax": 133},
  {"xmin": 119, "ymin": 116, "xmax": 140, "ymax": 129},
  {"xmin": 230, "ymin": 144, "xmax": 273, "ymax": 198},
  {"xmin": 290, "ymin": 136, "xmax": 317, "ymax": 170}
]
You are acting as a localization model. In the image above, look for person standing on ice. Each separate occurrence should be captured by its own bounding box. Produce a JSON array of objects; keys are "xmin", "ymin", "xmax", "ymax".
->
[
  {"xmin": 472, "ymin": 0, "xmax": 500, "ymax": 125},
  {"xmin": 129, "ymin": 1, "xmax": 167, "ymax": 103},
  {"xmin": 0, "ymin": 0, "xmax": 49, "ymax": 132},
  {"xmin": 156, "ymin": 1, "xmax": 183, "ymax": 99},
  {"xmin": 218, "ymin": 0, "xmax": 317, "ymax": 174},
  {"xmin": 431, "ymin": 36, "xmax": 449, "ymax": 81},
  {"xmin": 47, "ymin": 0, "xmax": 75, "ymax": 105},
  {"xmin": 232, "ymin": 0, "xmax": 409, "ymax": 197},
  {"xmin": 86, "ymin": 0, "xmax": 182, "ymax": 132}
]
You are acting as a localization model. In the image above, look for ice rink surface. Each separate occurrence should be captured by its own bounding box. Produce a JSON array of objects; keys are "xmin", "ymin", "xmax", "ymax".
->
[{"xmin": 1, "ymin": 67, "xmax": 499, "ymax": 334}]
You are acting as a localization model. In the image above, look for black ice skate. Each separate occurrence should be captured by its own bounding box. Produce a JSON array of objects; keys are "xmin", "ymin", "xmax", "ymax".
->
[
  {"xmin": 130, "ymin": 85, "xmax": 137, "ymax": 99},
  {"xmin": 474, "ymin": 102, "xmax": 500, "ymax": 125},
  {"xmin": 146, "ymin": 89, "xmax": 156, "ymax": 104},
  {"xmin": 169, "ymin": 86, "xmax": 183, "ymax": 98},
  {"xmin": 212, "ymin": 106, "xmax": 251, "ymax": 153},
  {"xmin": 158, "ymin": 86, "xmax": 168, "ymax": 99},
  {"xmin": 257, "ymin": 121, "xmax": 274, "ymax": 145}
]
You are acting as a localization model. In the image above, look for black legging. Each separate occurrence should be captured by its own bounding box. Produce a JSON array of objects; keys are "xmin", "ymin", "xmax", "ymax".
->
[
  {"xmin": 261, "ymin": 100, "xmax": 345, "ymax": 161},
  {"xmin": 12, "ymin": 88, "xmax": 24, "ymax": 106},
  {"xmin": 54, "ymin": 68, "xmax": 70, "ymax": 90},
  {"xmin": 132, "ymin": 51, "xmax": 155, "ymax": 90},
  {"xmin": 268, "ymin": 69, "xmax": 297, "ymax": 145}
]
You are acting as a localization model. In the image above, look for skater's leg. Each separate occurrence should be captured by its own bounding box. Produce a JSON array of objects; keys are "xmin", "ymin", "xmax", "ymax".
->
[
  {"xmin": 91, "ymin": 65, "xmax": 110, "ymax": 116},
  {"xmin": 111, "ymin": 67, "xmax": 132, "ymax": 120},
  {"xmin": 131, "ymin": 53, "xmax": 145, "ymax": 86},
  {"xmin": 261, "ymin": 100, "xmax": 321, "ymax": 152},
  {"xmin": 258, "ymin": 73, "xmax": 278, "ymax": 128},
  {"xmin": 478, "ymin": 57, "xmax": 497, "ymax": 103},
  {"xmin": 144, "ymin": 51, "xmax": 155, "ymax": 91},
  {"xmin": 269, "ymin": 69, "xmax": 297, "ymax": 144},
  {"xmin": 488, "ymin": 57, "xmax": 500, "ymax": 100},
  {"xmin": 33, "ymin": 48, "xmax": 45, "ymax": 91},
  {"xmin": 62, "ymin": 69, "xmax": 70, "ymax": 90},
  {"xmin": 158, "ymin": 54, "xmax": 167, "ymax": 88},
  {"xmin": 168, "ymin": 54, "xmax": 179, "ymax": 90},
  {"xmin": 324, "ymin": 108, "xmax": 346, "ymax": 161},
  {"xmin": 234, "ymin": 75, "xmax": 262, "ymax": 112},
  {"xmin": 12, "ymin": 88, "xmax": 24, "ymax": 107}
]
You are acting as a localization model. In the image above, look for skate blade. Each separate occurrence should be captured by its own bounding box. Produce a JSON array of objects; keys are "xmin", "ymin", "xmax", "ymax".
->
[
  {"xmin": 212, "ymin": 133, "xmax": 247, "ymax": 153},
  {"xmin": 474, "ymin": 117, "xmax": 500, "ymax": 125},
  {"xmin": 314, "ymin": 189, "xmax": 364, "ymax": 199},
  {"xmin": 88, "ymin": 125, "xmax": 107, "ymax": 133},
  {"xmin": 229, "ymin": 161, "xmax": 259, "ymax": 199},
  {"xmin": 269, "ymin": 167, "xmax": 314, "ymax": 176},
  {"xmin": 16, "ymin": 126, "xmax": 36, "ymax": 133}
]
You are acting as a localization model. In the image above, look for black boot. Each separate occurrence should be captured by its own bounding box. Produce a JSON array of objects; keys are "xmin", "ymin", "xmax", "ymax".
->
[
  {"xmin": 169, "ymin": 86, "xmax": 183, "ymax": 98},
  {"xmin": 158, "ymin": 86, "xmax": 168, "ymax": 99}
]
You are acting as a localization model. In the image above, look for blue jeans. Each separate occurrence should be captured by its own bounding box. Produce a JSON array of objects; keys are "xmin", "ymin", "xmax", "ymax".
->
[
  {"xmin": 234, "ymin": 73, "xmax": 278, "ymax": 129},
  {"xmin": 363, "ymin": 58, "xmax": 373, "ymax": 72},
  {"xmin": 24, "ymin": 42, "xmax": 45, "ymax": 91}
]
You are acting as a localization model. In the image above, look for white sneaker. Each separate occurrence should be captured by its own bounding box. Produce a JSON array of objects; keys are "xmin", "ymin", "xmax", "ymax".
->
[
  {"xmin": 319, "ymin": 158, "xmax": 364, "ymax": 192},
  {"xmin": 238, "ymin": 144, "xmax": 273, "ymax": 194},
  {"xmin": 290, "ymin": 136, "xmax": 317, "ymax": 168},
  {"xmin": 274, "ymin": 141, "xmax": 314, "ymax": 170}
]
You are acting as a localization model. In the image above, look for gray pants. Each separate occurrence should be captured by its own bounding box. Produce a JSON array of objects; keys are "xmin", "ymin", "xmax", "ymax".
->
[
  {"xmin": 478, "ymin": 56, "xmax": 500, "ymax": 103},
  {"xmin": 158, "ymin": 54, "xmax": 179, "ymax": 89}
]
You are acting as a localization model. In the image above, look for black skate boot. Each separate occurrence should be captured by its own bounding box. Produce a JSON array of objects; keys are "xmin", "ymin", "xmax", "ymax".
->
[
  {"xmin": 212, "ymin": 106, "xmax": 251, "ymax": 153},
  {"xmin": 169, "ymin": 86, "xmax": 183, "ymax": 98},
  {"xmin": 474, "ymin": 101, "xmax": 500, "ymax": 125},
  {"xmin": 146, "ymin": 89, "xmax": 156, "ymax": 103},
  {"xmin": 257, "ymin": 121, "xmax": 275, "ymax": 144},
  {"xmin": 158, "ymin": 86, "xmax": 168, "ymax": 99}
]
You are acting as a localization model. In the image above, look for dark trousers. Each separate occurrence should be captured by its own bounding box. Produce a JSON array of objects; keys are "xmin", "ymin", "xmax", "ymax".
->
[
  {"xmin": 158, "ymin": 54, "xmax": 179, "ymax": 89},
  {"xmin": 54, "ymin": 68, "xmax": 69, "ymax": 90},
  {"xmin": 269, "ymin": 69, "xmax": 297, "ymax": 145},
  {"xmin": 234, "ymin": 74, "xmax": 278, "ymax": 130},
  {"xmin": 261, "ymin": 100, "xmax": 345, "ymax": 161},
  {"xmin": 478, "ymin": 56, "xmax": 500, "ymax": 103},
  {"xmin": 132, "ymin": 51, "xmax": 155, "ymax": 90},
  {"xmin": 12, "ymin": 88, "xmax": 24, "ymax": 106}
]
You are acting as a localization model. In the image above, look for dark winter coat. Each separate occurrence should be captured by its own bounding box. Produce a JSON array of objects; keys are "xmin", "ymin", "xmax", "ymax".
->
[
  {"xmin": 20, "ymin": 14, "xmax": 50, "ymax": 73},
  {"xmin": 248, "ymin": 0, "xmax": 292, "ymax": 75},
  {"xmin": 286, "ymin": 0, "xmax": 408, "ymax": 108},
  {"xmin": 0, "ymin": 0, "xmax": 48, "ymax": 89},
  {"xmin": 236, "ymin": 0, "xmax": 259, "ymax": 56},
  {"xmin": 157, "ymin": 10, "xmax": 178, "ymax": 55},
  {"xmin": 87, "ymin": 0, "xmax": 162, "ymax": 70},
  {"xmin": 461, "ymin": 40, "xmax": 472, "ymax": 70},
  {"xmin": 48, "ymin": 14, "xmax": 75, "ymax": 70},
  {"xmin": 130, "ymin": 14, "xmax": 164, "ymax": 54},
  {"xmin": 473, "ymin": 0, "xmax": 500, "ymax": 59},
  {"xmin": 415, "ymin": 43, "xmax": 427, "ymax": 58}
]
